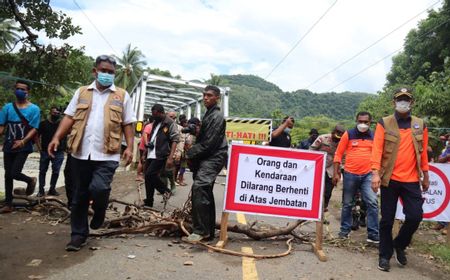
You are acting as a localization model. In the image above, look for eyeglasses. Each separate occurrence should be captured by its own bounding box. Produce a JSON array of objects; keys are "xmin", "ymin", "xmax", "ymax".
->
[{"xmin": 96, "ymin": 55, "xmax": 116, "ymax": 66}]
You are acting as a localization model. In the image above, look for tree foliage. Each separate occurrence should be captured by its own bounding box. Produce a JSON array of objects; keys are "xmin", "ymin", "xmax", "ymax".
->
[
  {"xmin": 226, "ymin": 75, "xmax": 370, "ymax": 120},
  {"xmin": 0, "ymin": 0, "xmax": 92, "ymax": 114},
  {"xmin": 0, "ymin": 17, "xmax": 20, "ymax": 51},
  {"xmin": 114, "ymin": 44, "xmax": 147, "ymax": 91},
  {"xmin": 359, "ymin": 0, "xmax": 450, "ymax": 131},
  {"xmin": 221, "ymin": 74, "xmax": 282, "ymax": 93}
]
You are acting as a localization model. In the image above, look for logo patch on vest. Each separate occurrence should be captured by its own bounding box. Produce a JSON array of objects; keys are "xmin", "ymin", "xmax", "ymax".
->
[
  {"xmin": 78, "ymin": 98, "xmax": 89, "ymax": 104},
  {"xmin": 110, "ymin": 100, "xmax": 123, "ymax": 107},
  {"xmin": 352, "ymin": 141, "xmax": 358, "ymax": 146}
]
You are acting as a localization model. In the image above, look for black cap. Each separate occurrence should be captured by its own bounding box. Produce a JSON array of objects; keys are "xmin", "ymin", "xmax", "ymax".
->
[{"xmin": 393, "ymin": 87, "xmax": 413, "ymax": 99}]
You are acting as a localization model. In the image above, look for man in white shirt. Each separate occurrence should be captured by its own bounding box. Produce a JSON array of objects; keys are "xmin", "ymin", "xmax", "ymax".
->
[
  {"xmin": 143, "ymin": 104, "xmax": 179, "ymax": 207},
  {"xmin": 48, "ymin": 55, "xmax": 136, "ymax": 251}
]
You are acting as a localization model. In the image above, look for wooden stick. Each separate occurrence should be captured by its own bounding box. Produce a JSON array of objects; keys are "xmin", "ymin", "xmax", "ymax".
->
[{"xmin": 216, "ymin": 212, "xmax": 230, "ymax": 248}]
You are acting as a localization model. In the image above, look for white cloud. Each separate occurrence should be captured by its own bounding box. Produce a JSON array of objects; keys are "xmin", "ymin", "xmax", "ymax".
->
[{"xmin": 46, "ymin": 0, "xmax": 441, "ymax": 93}]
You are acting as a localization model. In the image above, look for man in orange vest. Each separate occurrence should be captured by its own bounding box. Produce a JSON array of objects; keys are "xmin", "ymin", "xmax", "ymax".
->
[
  {"xmin": 48, "ymin": 55, "xmax": 136, "ymax": 251},
  {"xmin": 371, "ymin": 87, "xmax": 429, "ymax": 272}
]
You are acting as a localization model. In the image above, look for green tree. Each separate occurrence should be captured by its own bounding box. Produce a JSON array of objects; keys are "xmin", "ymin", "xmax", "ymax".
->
[
  {"xmin": 208, "ymin": 73, "xmax": 222, "ymax": 86},
  {"xmin": 114, "ymin": 44, "xmax": 146, "ymax": 91},
  {"xmin": 0, "ymin": 17, "xmax": 20, "ymax": 51},
  {"xmin": 0, "ymin": 0, "xmax": 92, "ymax": 113},
  {"xmin": 359, "ymin": 0, "xmax": 450, "ymax": 129}
]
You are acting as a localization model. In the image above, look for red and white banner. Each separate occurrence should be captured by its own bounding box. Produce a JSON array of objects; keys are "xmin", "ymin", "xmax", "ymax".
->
[
  {"xmin": 223, "ymin": 144, "xmax": 326, "ymax": 220},
  {"xmin": 395, "ymin": 163, "xmax": 450, "ymax": 222}
]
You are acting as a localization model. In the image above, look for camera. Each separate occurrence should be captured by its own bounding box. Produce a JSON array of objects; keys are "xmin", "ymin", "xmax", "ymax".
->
[
  {"xmin": 181, "ymin": 123, "xmax": 197, "ymax": 134},
  {"xmin": 146, "ymin": 140, "xmax": 155, "ymax": 151}
]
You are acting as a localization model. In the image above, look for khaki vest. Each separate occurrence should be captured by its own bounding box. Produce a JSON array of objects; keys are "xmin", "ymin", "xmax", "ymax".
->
[
  {"xmin": 67, "ymin": 86, "xmax": 126, "ymax": 154},
  {"xmin": 380, "ymin": 114, "xmax": 424, "ymax": 186}
]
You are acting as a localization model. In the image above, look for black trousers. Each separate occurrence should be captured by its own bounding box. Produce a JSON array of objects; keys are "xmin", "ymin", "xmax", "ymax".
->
[
  {"xmin": 191, "ymin": 150, "xmax": 227, "ymax": 237},
  {"xmin": 3, "ymin": 152, "xmax": 33, "ymax": 204},
  {"xmin": 144, "ymin": 158, "xmax": 171, "ymax": 207},
  {"xmin": 70, "ymin": 157, "xmax": 118, "ymax": 239},
  {"xmin": 379, "ymin": 180, "xmax": 423, "ymax": 260},
  {"xmin": 64, "ymin": 153, "xmax": 73, "ymax": 206},
  {"xmin": 324, "ymin": 173, "xmax": 334, "ymax": 209}
]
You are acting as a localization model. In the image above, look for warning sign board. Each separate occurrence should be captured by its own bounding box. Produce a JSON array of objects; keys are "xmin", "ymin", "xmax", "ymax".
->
[
  {"xmin": 226, "ymin": 117, "xmax": 272, "ymax": 142},
  {"xmin": 395, "ymin": 163, "xmax": 450, "ymax": 222},
  {"xmin": 223, "ymin": 144, "xmax": 326, "ymax": 220}
]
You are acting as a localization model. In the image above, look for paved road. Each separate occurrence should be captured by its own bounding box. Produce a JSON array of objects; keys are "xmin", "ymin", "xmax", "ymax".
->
[{"xmin": 34, "ymin": 171, "xmax": 446, "ymax": 280}]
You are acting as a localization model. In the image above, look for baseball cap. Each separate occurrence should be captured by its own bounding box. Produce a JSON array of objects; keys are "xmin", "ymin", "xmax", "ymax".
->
[{"xmin": 393, "ymin": 87, "xmax": 413, "ymax": 99}]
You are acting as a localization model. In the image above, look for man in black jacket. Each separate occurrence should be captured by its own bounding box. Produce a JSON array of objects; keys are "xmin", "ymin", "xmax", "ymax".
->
[
  {"xmin": 184, "ymin": 85, "xmax": 228, "ymax": 242},
  {"xmin": 143, "ymin": 104, "xmax": 179, "ymax": 207}
]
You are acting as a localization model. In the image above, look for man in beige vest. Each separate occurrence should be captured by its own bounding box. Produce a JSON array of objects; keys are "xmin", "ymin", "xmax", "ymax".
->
[
  {"xmin": 371, "ymin": 87, "xmax": 429, "ymax": 272},
  {"xmin": 48, "ymin": 55, "xmax": 136, "ymax": 251}
]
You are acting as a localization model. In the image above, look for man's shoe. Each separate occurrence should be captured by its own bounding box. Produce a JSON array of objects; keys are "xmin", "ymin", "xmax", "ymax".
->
[
  {"xmin": 0, "ymin": 205, "xmax": 14, "ymax": 214},
  {"xmin": 378, "ymin": 258, "xmax": 390, "ymax": 272},
  {"xmin": 90, "ymin": 209, "xmax": 106, "ymax": 230},
  {"xmin": 36, "ymin": 191, "xmax": 45, "ymax": 197},
  {"xmin": 338, "ymin": 232, "xmax": 349, "ymax": 239},
  {"xmin": 367, "ymin": 236, "xmax": 380, "ymax": 244},
  {"xmin": 394, "ymin": 247, "xmax": 407, "ymax": 266},
  {"xmin": 65, "ymin": 238, "xmax": 87, "ymax": 251},
  {"xmin": 182, "ymin": 233, "xmax": 209, "ymax": 243},
  {"xmin": 26, "ymin": 177, "xmax": 37, "ymax": 196},
  {"xmin": 47, "ymin": 189, "xmax": 60, "ymax": 196}
]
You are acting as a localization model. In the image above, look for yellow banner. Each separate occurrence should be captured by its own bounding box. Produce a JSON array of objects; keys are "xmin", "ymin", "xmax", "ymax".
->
[{"xmin": 226, "ymin": 118, "xmax": 272, "ymax": 141}]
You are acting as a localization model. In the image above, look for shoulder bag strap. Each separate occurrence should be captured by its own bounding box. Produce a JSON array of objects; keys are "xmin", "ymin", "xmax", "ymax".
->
[{"xmin": 12, "ymin": 102, "xmax": 29, "ymax": 126}]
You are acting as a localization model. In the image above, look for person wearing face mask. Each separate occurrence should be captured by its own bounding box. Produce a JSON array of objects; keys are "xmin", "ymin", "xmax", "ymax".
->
[
  {"xmin": 142, "ymin": 104, "xmax": 179, "ymax": 208},
  {"xmin": 310, "ymin": 124, "xmax": 345, "ymax": 214},
  {"xmin": 269, "ymin": 116, "xmax": 294, "ymax": 148},
  {"xmin": 371, "ymin": 87, "xmax": 429, "ymax": 272},
  {"xmin": 37, "ymin": 107, "xmax": 65, "ymax": 196},
  {"xmin": 333, "ymin": 112, "xmax": 379, "ymax": 243},
  {"xmin": 47, "ymin": 55, "xmax": 136, "ymax": 251},
  {"xmin": 0, "ymin": 80, "xmax": 40, "ymax": 213}
]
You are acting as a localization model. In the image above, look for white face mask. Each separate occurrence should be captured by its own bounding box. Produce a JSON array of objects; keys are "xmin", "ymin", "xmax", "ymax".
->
[
  {"xmin": 357, "ymin": 123, "xmax": 369, "ymax": 133},
  {"xmin": 395, "ymin": 100, "xmax": 411, "ymax": 113},
  {"xmin": 284, "ymin": 127, "xmax": 291, "ymax": 134}
]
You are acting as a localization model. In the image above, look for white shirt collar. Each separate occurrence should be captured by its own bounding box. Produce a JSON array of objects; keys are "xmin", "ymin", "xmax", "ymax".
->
[{"xmin": 87, "ymin": 81, "xmax": 117, "ymax": 93}]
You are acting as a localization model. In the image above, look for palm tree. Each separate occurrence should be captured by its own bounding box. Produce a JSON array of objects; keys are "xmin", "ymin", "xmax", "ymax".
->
[
  {"xmin": 0, "ymin": 17, "xmax": 20, "ymax": 52},
  {"xmin": 114, "ymin": 44, "xmax": 147, "ymax": 91},
  {"xmin": 209, "ymin": 73, "xmax": 222, "ymax": 86}
]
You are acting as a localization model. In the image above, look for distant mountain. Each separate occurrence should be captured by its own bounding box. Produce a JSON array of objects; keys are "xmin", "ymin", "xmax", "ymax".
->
[
  {"xmin": 220, "ymin": 75, "xmax": 371, "ymax": 120},
  {"xmin": 221, "ymin": 74, "xmax": 282, "ymax": 93}
]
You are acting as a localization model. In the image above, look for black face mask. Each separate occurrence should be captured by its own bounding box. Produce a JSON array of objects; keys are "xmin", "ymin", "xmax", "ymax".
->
[
  {"xmin": 153, "ymin": 115, "xmax": 163, "ymax": 123},
  {"xmin": 50, "ymin": 115, "xmax": 60, "ymax": 122}
]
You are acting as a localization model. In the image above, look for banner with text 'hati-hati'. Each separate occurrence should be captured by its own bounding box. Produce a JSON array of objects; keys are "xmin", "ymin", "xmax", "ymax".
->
[
  {"xmin": 223, "ymin": 143, "xmax": 326, "ymax": 220},
  {"xmin": 395, "ymin": 163, "xmax": 450, "ymax": 222}
]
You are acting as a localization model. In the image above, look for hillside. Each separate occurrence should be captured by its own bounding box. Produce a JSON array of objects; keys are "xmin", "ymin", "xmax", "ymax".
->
[{"xmin": 221, "ymin": 75, "xmax": 371, "ymax": 120}]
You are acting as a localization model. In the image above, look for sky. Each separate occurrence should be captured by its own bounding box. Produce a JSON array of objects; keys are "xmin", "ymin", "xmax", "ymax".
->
[{"xmin": 46, "ymin": 0, "xmax": 442, "ymax": 94}]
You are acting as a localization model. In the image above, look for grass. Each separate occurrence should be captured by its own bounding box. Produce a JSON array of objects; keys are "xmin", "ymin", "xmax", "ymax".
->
[
  {"xmin": 413, "ymin": 236, "xmax": 450, "ymax": 266},
  {"xmin": 0, "ymin": 191, "xmax": 4, "ymax": 201},
  {"xmin": 429, "ymin": 244, "xmax": 450, "ymax": 263}
]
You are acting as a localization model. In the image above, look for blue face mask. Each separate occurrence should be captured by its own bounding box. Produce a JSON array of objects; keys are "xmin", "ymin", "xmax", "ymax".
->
[
  {"xmin": 97, "ymin": 72, "xmax": 115, "ymax": 87},
  {"xmin": 15, "ymin": 89, "xmax": 27, "ymax": 101}
]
